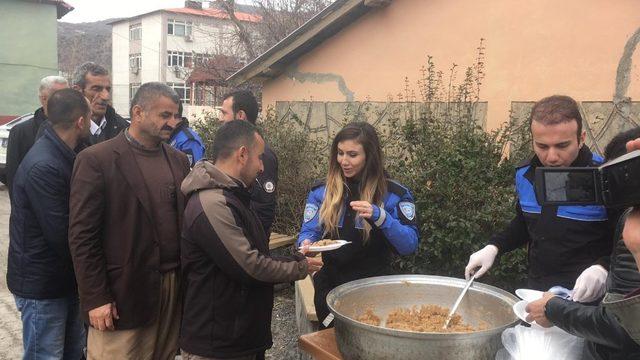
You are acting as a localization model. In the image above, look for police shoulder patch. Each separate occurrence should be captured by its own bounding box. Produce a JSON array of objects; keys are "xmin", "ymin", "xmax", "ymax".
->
[
  {"xmin": 304, "ymin": 203, "xmax": 319, "ymax": 223},
  {"xmin": 399, "ymin": 201, "xmax": 416, "ymax": 221},
  {"xmin": 264, "ymin": 180, "xmax": 275, "ymax": 193}
]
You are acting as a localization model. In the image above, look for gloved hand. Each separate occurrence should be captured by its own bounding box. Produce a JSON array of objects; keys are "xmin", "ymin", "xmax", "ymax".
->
[
  {"xmin": 464, "ymin": 245, "xmax": 499, "ymax": 280},
  {"xmin": 572, "ymin": 265, "xmax": 608, "ymax": 302}
]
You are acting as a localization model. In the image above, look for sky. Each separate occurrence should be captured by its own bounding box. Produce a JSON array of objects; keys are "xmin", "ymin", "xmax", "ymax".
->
[{"xmin": 61, "ymin": 0, "xmax": 252, "ymax": 23}]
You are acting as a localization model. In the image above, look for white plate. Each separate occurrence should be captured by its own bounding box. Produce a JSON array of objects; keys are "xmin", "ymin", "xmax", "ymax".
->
[
  {"xmin": 304, "ymin": 240, "xmax": 351, "ymax": 252},
  {"xmin": 515, "ymin": 288, "xmax": 544, "ymax": 302},
  {"xmin": 512, "ymin": 300, "xmax": 543, "ymax": 328}
]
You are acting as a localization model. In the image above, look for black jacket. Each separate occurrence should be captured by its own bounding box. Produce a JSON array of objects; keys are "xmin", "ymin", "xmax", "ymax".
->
[
  {"xmin": 251, "ymin": 144, "xmax": 278, "ymax": 237},
  {"xmin": 545, "ymin": 211, "xmax": 640, "ymax": 360},
  {"xmin": 179, "ymin": 162, "xmax": 307, "ymax": 358},
  {"xmin": 6, "ymin": 107, "xmax": 47, "ymax": 197},
  {"xmin": 88, "ymin": 105, "xmax": 128, "ymax": 145},
  {"xmin": 607, "ymin": 208, "xmax": 640, "ymax": 295},
  {"xmin": 546, "ymin": 297, "xmax": 640, "ymax": 360},
  {"xmin": 488, "ymin": 146, "xmax": 613, "ymax": 290},
  {"xmin": 6, "ymin": 127, "xmax": 77, "ymax": 299}
]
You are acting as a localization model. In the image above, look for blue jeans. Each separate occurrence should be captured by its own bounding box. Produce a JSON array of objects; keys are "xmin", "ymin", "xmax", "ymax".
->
[{"xmin": 14, "ymin": 295, "xmax": 86, "ymax": 360}]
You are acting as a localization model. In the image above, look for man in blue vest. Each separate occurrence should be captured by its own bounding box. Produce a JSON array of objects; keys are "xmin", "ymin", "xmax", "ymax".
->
[
  {"xmin": 465, "ymin": 95, "xmax": 613, "ymax": 302},
  {"xmin": 168, "ymin": 102, "xmax": 205, "ymax": 167}
]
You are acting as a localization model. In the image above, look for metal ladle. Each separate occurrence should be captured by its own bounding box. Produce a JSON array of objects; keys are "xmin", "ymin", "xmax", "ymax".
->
[{"xmin": 443, "ymin": 274, "xmax": 476, "ymax": 329}]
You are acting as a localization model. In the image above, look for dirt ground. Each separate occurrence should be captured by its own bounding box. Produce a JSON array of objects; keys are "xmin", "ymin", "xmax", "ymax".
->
[{"xmin": 267, "ymin": 285, "xmax": 300, "ymax": 360}]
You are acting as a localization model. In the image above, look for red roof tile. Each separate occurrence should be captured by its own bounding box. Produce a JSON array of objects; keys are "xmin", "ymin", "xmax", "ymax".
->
[{"xmin": 165, "ymin": 8, "xmax": 261, "ymax": 23}]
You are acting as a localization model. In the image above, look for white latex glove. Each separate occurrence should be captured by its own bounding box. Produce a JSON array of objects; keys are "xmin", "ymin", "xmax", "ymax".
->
[
  {"xmin": 572, "ymin": 265, "xmax": 608, "ymax": 303},
  {"xmin": 464, "ymin": 245, "xmax": 498, "ymax": 280}
]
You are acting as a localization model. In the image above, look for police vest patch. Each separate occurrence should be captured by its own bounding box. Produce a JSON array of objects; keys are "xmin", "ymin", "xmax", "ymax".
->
[
  {"xmin": 304, "ymin": 203, "xmax": 318, "ymax": 223},
  {"xmin": 399, "ymin": 202, "xmax": 416, "ymax": 221},
  {"xmin": 264, "ymin": 181, "xmax": 275, "ymax": 193}
]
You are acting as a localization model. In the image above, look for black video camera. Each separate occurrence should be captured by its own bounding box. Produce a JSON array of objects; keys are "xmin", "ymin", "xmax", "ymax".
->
[{"xmin": 535, "ymin": 150, "xmax": 640, "ymax": 208}]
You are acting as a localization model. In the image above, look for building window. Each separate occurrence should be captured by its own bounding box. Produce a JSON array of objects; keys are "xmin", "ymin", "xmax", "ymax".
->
[
  {"xmin": 168, "ymin": 19, "xmax": 192, "ymax": 37},
  {"xmin": 167, "ymin": 51, "xmax": 193, "ymax": 68},
  {"xmin": 130, "ymin": 83, "xmax": 141, "ymax": 101},
  {"xmin": 129, "ymin": 53, "xmax": 142, "ymax": 71},
  {"xmin": 129, "ymin": 23, "xmax": 141, "ymax": 40},
  {"xmin": 168, "ymin": 82, "xmax": 191, "ymax": 104}
]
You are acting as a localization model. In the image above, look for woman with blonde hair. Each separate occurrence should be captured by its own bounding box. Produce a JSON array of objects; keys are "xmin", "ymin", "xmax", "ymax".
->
[{"xmin": 298, "ymin": 121, "xmax": 419, "ymax": 326}]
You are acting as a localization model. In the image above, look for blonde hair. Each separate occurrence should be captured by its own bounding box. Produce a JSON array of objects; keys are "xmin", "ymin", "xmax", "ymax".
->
[{"xmin": 319, "ymin": 122, "xmax": 387, "ymax": 243}]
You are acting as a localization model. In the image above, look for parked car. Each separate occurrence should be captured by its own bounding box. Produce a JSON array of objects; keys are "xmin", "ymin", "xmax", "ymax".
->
[{"xmin": 0, "ymin": 113, "xmax": 34, "ymax": 184}]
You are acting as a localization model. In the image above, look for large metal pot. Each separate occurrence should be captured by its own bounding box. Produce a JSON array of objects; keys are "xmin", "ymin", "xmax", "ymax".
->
[{"xmin": 326, "ymin": 275, "xmax": 519, "ymax": 360}]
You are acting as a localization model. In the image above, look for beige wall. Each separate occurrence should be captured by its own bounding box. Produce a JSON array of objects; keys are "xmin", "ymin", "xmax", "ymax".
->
[{"xmin": 261, "ymin": 0, "xmax": 640, "ymax": 130}]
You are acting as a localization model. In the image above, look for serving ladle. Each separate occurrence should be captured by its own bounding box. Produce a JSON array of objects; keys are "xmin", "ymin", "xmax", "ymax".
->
[{"xmin": 443, "ymin": 273, "xmax": 476, "ymax": 329}]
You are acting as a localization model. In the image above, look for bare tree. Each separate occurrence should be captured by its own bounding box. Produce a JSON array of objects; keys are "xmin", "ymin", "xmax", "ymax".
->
[
  {"xmin": 212, "ymin": 0, "xmax": 259, "ymax": 59},
  {"xmin": 251, "ymin": 0, "xmax": 332, "ymax": 52},
  {"xmin": 210, "ymin": 0, "xmax": 332, "ymax": 57},
  {"xmin": 181, "ymin": 0, "xmax": 332, "ymax": 106}
]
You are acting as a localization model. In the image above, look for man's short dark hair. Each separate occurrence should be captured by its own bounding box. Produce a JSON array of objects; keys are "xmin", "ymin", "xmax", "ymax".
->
[
  {"xmin": 223, "ymin": 90, "xmax": 258, "ymax": 124},
  {"xmin": 73, "ymin": 62, "xmax": 109, "ymax": 90},
  {"xmin": 47, "ymin": 88, "xmax": 90, "ymax": 130},
  {"xmin": 212, "ymin": 120, "xmax": 261, "ymax": 162},
  {"xmin": 529, "ymin": 95, "xmax": 583, "ymax": 139},
  {"xmin": 130, "ymin": 82, "xmax": 180, "ymax": 116},
  {"xmin": 604, "ymin": 127, "xmax": 640, "ymax": 161}
]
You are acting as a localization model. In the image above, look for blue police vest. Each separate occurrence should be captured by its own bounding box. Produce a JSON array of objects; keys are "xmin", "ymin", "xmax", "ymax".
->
[{"xmin": 516, "ymin": 153, "xmax": 607, "ymax": 222}]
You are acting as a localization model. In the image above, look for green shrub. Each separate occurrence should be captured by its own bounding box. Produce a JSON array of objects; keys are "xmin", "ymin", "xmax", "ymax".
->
[
  {"xmin": 384, "ymin": 104, "xmax": 528, "ymax": 291},
  {"xmin": 193, "ymin": 42, "xmax": 532, "ymax": 291}
]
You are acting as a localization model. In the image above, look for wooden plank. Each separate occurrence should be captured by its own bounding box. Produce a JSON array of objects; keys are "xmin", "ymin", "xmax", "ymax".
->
[
  {"xmin": 364, "ymin": 0, "xmax": 393, "ymax": 7},
  {"xmin": 298, "ymin": 275, "xmax": 317, "ymax": 321},
  {"xmin": 269, "ymin": 232, "xmax": 296, "ymax": 250},
  {"xmin": 298, "ymin": 328, "xmax": 343, "ymax": 360}
]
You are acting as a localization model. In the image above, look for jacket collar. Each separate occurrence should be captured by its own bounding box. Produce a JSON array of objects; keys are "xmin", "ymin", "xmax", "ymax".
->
[
  {"xmin": 113, "ymin": 132, "xmax": 185, "ymax": 226},
  {"xmin": 169, "ymin": 119, "xmax": 189, "ymax": 139},
  {"xmin": 33, "ymin": 107, "xmax": 47, "ymax": 128},
  {"xmin": 527, "ymin": 145, "xmax": 595, "ymax": 169},
  {"xmin": 523, "ymin": 145, "xmax": 596, "ymax": 183},
  {"xmin": 42, "ymin": 126, "xmax": 76, "ymax": 164},
  {"xmin": 105, "ymin": 105, "xmax": 119, "ymax": 123}
]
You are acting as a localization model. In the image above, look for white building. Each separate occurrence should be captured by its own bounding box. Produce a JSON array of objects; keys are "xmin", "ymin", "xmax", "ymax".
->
[{"xmin": 110, "ymin": 2, "xmax": 259, "ymax": 118}]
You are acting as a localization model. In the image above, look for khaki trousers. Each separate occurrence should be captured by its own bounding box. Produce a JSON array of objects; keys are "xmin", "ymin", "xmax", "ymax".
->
[{"xmin": 87, "ymin": 271, "xmax": 180, "ymax": 360}]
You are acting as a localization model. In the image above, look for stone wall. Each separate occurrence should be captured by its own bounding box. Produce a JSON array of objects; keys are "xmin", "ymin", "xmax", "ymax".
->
[{"xmin": 276, "ymin": 100, "xmax": 640, "ymax": 156}]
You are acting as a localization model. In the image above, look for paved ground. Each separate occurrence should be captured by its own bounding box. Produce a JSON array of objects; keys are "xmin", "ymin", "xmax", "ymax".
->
[{"xmin": 0, "ymin": 186, "xmax": 24, "ymax": 358}]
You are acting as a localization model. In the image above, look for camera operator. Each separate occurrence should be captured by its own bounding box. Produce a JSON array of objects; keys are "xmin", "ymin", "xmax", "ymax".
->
[{"xmin": 526, "ymin": 128, "xmax": 640, "ymax": 360}]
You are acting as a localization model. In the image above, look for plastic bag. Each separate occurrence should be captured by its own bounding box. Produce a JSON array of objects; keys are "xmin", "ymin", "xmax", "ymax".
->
[{"xmin": 495, "ymin": 325, "xmax": 585, "ymax": 360}]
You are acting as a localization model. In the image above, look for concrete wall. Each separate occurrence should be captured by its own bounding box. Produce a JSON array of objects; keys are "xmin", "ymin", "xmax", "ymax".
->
[
  {"xmin": 261, "ymin": 0, "xmax": 640, "ymax": 130},
  {"xmin": 0, "ymin": 0, "xmax": 59, "ymax": 117}
]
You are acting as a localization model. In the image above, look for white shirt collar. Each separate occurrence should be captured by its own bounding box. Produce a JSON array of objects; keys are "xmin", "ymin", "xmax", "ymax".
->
[{"xmin": 90, "ymin": 116, "xmax": 107, "ymax": 136}]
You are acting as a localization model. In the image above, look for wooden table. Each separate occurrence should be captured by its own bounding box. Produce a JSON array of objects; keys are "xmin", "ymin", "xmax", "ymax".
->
[{"xmin": 298, "ymin": 328, "xmax": 344, "ymax": 360}]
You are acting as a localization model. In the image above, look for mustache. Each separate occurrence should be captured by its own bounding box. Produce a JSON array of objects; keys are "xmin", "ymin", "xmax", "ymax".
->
[{"xmin": 161, "ymin": 124, "xmax": 174, "ymax": 131}]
